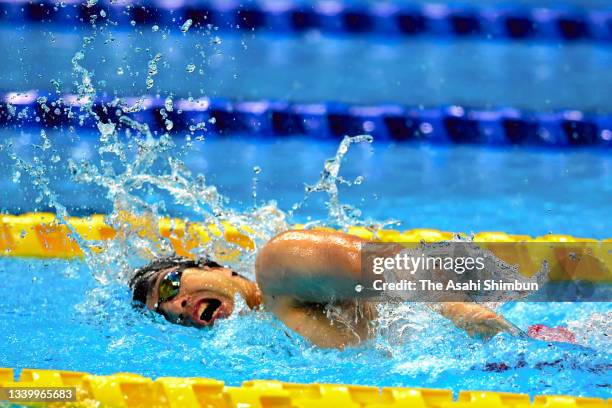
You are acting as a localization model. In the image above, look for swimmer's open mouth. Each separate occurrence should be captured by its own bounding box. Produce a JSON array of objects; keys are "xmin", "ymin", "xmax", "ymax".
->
[
  {"xmin": 192, "ymin": 297, "xmax": 229, "ymax": 326},
  {"xmin": 200, "ymin": 299, "xmax": 221, "ymax": 321}
]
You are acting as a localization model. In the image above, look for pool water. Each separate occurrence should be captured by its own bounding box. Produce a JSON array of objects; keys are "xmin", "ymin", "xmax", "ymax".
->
[
  {"xmin": 1, "ymin": 130, "xmax": 612, "ymax": 238},
  {"xmin": 2, "ymin": 27, "xmax": 612, "ymax": 112},
  {"xmin": 1, "ymin": 257, "xmax": 610, "ymax": 397}
]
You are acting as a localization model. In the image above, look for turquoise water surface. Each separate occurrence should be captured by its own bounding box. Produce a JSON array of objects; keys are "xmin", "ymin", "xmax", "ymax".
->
[
  {"xmin": 1, "ymin": 131, "xmax": 611, "ymax": 238},
  {"xmin": 1, "ymin": 257, "xmax": 610, "ymax": 397}
]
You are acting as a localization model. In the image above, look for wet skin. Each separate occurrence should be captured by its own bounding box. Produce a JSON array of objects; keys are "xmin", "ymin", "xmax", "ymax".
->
[{"xmin": 146, "ymin": 266, "xmax": 261, "ymax": 327}]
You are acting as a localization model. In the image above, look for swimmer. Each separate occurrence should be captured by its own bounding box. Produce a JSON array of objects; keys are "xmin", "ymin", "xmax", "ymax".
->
[{"xmin": 129, "ymin": 229, "xmax": 566, "ymax": 348}]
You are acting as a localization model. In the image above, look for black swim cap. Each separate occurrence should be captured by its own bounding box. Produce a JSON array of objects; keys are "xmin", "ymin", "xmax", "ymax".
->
[{"xmin": 129, "ymin": 255, "xmax": 222, "ymax": 305}]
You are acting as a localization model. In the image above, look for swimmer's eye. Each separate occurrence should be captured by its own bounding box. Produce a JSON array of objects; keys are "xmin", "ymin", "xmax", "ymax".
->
[{"xmin": 158, "ymin": 270, "xmax": 183, "ymax": 303}]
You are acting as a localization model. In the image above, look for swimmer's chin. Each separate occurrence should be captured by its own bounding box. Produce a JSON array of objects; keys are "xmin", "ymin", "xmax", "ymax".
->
[{"xmin": 190, "ymin": 295, "xmax": 234, "ymax": 327}]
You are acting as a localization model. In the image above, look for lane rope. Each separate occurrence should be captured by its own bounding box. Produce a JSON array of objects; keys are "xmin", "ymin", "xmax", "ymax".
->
[
  {"xmin": 1, "ymin": 212, "xmax": 610, "ymax": 282},
  {"xmin": 3, "ymin": 91, "xmax": 612, "ymax": 147},
  {"xmin": 3, "ymin": 0, "xmax": 612, "ymax": 43},
  {"xmin": 1, "ymin": 367, "xmax": 608, "ymax": 407}
]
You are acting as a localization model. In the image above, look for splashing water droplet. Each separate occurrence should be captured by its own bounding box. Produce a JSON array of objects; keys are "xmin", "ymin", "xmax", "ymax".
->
[
  {"xmin": 50, "ymin": 79, "xmax": 62, "ymax": 94},
  {"xmin": 189, "ymin": 122, "xmax": 206, "ymax": 132},
  {"xmin": 186, "ymin": 63, "xmax": 196, "ymax": 73},
  {"xmin": 164, "ymin": 97, "xmax": 173, "ymax": 112},
  {"xmin": 146, "ymin": 53, "xmax": 162, "ymax": 89},
  {"xmin": 97, "ymin": 121, "xmax": 116, "ymax": 142},
  {"xmin": 298, "ymin": 135, "xmax": 373, "ymax": 227},
  {"xmin": 40, "ymin": 129, "xmax": 52, "ymax": 150},
  {"xmin": 151, "ymin": 25, "xmax": 159, "ymax": 32},
  {"xmin": 180, "ymin": 18, "xmax": 193, "ymax": 33},
  {"xmin": 116, "ymin": 67, "xmax": 124, "ymax": 75}
]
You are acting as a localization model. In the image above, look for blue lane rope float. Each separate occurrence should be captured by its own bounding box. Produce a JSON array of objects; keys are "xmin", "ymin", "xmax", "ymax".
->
[
  {"xmin": 2, "ymin": 0, "xmax": 612, "ymax": 43},
  {"xmin": 2, "ymin": 92, "xmax": 612, "ymax": 147}
]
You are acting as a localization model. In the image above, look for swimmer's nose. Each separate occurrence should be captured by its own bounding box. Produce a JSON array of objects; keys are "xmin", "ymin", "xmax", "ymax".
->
[{"xmin": 160, "ymin": 296, "xmax": 191, "ymax": 322}]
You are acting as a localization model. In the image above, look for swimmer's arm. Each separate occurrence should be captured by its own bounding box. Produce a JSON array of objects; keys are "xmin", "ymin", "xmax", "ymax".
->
[
  {"xmin": 255, "ymin": 229, "xmax": 373, "ymax": 303},
  {"xmin": 255, "ymin": 230, "xmax": 378, "ymax": 348},
  {"xmin": 267, "ymin": 296, "xmax": 376, "ymax": 348},
  {"xmin": 432, "ymin": 302, "xmax": 520, "ymax": 339}
]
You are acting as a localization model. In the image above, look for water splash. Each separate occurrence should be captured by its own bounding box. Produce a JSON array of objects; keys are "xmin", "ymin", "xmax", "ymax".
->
[
  {"xmin": 5, "ymin": 134, "xmax": 96, "ymax": 273},
  {"xmin": 292, "ymin": 134, "xmax": 396, "ymax": 231},
  {"xmin": 180, "ymin": 19, "xmax": 193, "ymax": 33},
  {"xmin": 145, "ymin": 53, "xmax": 162, "ymax": 90},
  {"xmin": 65, "ymin": 121, "xmax": 296, "ymax": 282},
  {"xmin": 4, "ymin": 0, "xmax": 381, "ymax": 315},
  {"xmin": 567, "ymin": 311, "xmax": 611, "ymax": 349}
]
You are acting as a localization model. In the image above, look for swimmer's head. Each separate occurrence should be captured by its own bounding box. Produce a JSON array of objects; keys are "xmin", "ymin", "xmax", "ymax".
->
[{"xmin": 129, "ymin": 255, "xmax": 261, "ymax": 327}]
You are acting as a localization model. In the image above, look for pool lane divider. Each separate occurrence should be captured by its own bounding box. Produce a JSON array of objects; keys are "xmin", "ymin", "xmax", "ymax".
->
[
  {"xmin": 3, "ymin": 92, "xmax": 612, "ymax": 147},
  {"xmin": 0, "ymin": 367, "xmax": 609, "ymax": 407},
  {"xmin": 0, "ymin": 212, "xmax": 610, "ymax": 282},
  {"xmin": 4, "ymin": 0, "xmax": 612, "ymax": 43}
]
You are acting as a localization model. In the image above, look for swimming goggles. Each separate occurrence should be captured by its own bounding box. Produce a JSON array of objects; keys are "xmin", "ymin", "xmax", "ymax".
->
[
  {"xmin": 158, "ymin": 270, "xmax": 183, "ymax": 304},
  {"xmin": 156, "ymin": 258, "xmax": 227, "ymax": 305}
]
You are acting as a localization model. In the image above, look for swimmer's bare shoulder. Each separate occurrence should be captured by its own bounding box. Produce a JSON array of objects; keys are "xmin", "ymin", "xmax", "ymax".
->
[
  {"xmin": 256, "ymin": 229, "xmax": 365, "ymax": 302},
  {"xmin": 255, "ymin": 229, "xmax": 518, "ymax": 347},
  {"xmin": 255, "ymin": 230, "xmax": 376, "ymax": 348}
]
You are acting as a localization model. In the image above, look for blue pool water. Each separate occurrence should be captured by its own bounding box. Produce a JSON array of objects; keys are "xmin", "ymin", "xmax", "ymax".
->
[
  {"xmin": 1, "ymin": 257, "xmax": 610, "ymax": 397},
  {"xmin": 1, "ymin": 130, "xmax": 611, "ymax": 239},
  {"xmin": 1, "ymin": 27, "xmax": 612, "ymax": 112}
]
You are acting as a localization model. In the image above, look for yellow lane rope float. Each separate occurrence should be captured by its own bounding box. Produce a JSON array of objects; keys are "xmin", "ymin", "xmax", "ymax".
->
[
  {"xmin": 0, "ymin": 212, "xmax": 610, "ymax": 282},
  {"xmin": 0, "ymin": 367, "xmax": 609, "ymax": 408}
]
